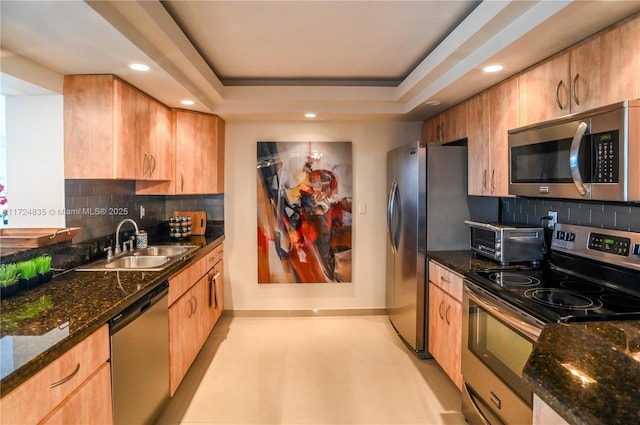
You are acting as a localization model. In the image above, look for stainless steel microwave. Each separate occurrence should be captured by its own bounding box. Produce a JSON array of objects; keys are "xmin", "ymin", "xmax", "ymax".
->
[{"xmin": 508, "ymin": 100, "xmax": 640, "ymax": 201}]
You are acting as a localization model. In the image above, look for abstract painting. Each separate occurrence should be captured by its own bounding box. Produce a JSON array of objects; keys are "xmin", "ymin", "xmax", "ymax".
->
[{"xmin": 257, "ymin": 141, "xmax": 353, "ymax": 283}]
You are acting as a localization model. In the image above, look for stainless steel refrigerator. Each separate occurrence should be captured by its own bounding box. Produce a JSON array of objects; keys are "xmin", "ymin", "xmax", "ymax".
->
[{"xmin": 386, "ymin": 141, "xmax": 496, "ymax": 357}]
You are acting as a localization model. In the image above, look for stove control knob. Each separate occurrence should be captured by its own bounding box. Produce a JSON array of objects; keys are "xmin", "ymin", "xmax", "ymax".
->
[
  {"xmin": 633, "ymin": 244, "xmax": 640, "ymax": 256},
  {"xmin": 556, "ymin": 231, "xmax": 565, "ymax": 240}
]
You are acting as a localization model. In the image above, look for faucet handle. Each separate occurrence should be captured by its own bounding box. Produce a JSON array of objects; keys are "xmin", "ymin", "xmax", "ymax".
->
[
  {"xmin": 104, "ymin": 246, "xmax": 113, "ymax": 261},
  {"xmin": 122, "ymin": 240, "xmax": 130, "ymax": 253}
]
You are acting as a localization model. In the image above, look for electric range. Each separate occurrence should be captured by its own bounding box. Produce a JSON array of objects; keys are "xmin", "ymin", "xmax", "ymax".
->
[{"xmin": 465, "ymin": 223, "xmax": 640, "ymax": 324}]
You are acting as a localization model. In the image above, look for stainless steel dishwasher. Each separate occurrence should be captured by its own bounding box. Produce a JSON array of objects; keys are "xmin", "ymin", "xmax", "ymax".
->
[{"xmin": 110, "ymin": 279, "xmax": 169, "ymax": 425}]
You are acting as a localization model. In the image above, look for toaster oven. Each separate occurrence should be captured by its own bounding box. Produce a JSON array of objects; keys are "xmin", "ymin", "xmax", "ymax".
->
[{"xmin": 465, "ymin": 221, "xmax": 544, "ymax": 265}]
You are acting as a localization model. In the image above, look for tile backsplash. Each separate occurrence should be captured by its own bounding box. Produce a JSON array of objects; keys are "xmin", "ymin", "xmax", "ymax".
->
[
  {"xmin": 65, "ymin": 180, "xmax": 224, "ymax": 243},
  {"xmin": 501, "ymin": 197, "xmax": 640, "ymax": 232}
]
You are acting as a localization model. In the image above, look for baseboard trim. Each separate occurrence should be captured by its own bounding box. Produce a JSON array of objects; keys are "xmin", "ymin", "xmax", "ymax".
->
[{"xmin": 223, "ymin": 308, "xmax": 387, "ymax": 318}]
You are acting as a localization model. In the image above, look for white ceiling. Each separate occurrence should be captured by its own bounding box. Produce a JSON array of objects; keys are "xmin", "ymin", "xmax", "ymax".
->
[{"xmin": 1, "ymin": 1, "xmax": 639, "ymax": 122}]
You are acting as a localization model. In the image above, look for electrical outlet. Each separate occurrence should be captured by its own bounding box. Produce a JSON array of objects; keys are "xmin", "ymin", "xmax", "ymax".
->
[
  {"xmin": 547, "ymin": 210, "xmax": 558, "ymax": 229},
  {"xmin": 140, "ymin": 205, "xmax": 146, "ymax": 219}
]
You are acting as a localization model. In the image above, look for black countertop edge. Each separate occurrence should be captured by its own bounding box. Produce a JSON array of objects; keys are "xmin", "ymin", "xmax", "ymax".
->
[
  {"xmin": 426, "ymin": 250, "xmax": 504, "ymax": 275},
  {"xmin": 0, "ymin": 234, "xmax": 224, "ymax": 397}
]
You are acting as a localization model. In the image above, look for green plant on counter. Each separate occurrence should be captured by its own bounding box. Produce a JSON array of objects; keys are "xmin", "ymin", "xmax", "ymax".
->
[
  {"xmin": 0, "ymin": 263, "xmax": 20, "ymax": 287},
  {"xmin": 16, "ymin": 260, "xmax": 37, "ymax": 280},
  {"xmin": 33, "ymin": 256, "xmax": 52, "ymax": 274}
]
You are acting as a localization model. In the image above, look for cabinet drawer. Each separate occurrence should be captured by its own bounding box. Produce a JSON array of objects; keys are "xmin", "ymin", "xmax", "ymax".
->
[
  {"xmin": 41, "ymin": 362, "xmax": 113, "ymax": 425},
  {"xmin": 428, "ymin": 261, "xmax": 464, "ymax": 302},
  {"xmin": 169, "ymin": 255, "xmax": 207, "ymax": 305},
  {"xmin": 0, "ymin": 325, "xmax": 110, "ymax": 425},
  {"xmin": 205, "ymin": 242, "xmax": 224, "ymax": 269}
]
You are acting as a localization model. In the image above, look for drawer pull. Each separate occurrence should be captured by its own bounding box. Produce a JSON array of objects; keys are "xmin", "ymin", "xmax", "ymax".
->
[
  {"xmin": 440, "ymin": 276, "xmax": 450, "ymax": 283},
  {"xmin": 50, "ymin": 363, "xmax": 80, "ymax": 388}
]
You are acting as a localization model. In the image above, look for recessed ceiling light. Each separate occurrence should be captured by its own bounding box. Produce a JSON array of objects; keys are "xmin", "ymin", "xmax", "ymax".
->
[
  {"xmin": 180, "ymin": 100, "xmax": 195, "ymax": 106},
  {"xmin": 425, "ymin": 100, "xmax": 441, "ymax": 106},
  {"xmin": 304, "ymin": 113, "xmax": 316, "ymax": 118},
  {"xmin": 129, "ymin": 63, "xmax": 150, "ymax": 72},
  {"xmin": 483, "ymin": 64, "xmax": 504, "ymax": 73}
]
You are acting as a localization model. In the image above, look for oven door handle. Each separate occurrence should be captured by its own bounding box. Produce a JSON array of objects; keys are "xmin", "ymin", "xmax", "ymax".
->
[
  {"xmin": 465, "ymin": 285, "xmax": 542, "ymax": 341},
  {"xmin": 569, "ymin": 121, "xmax": 589, "ymax": 197}
]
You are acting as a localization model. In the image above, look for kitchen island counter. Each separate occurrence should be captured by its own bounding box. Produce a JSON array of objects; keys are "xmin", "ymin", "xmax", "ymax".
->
[
  {"xmin": 524, "ymin": 320, "xmax": 640, "ymax": 425},
  {"xmin": 0, "ymin": 231, "xmax": 224, "ymax": 397}
]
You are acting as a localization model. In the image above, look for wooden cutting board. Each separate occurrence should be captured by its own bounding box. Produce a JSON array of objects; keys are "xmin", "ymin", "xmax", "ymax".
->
[
  {"xmin": 173, "ymin": 211, "xmax": 207, "ymax": 235},
  {"xmin": 0, "ymin": 227, "xmax": 81, "ymax": 248}
]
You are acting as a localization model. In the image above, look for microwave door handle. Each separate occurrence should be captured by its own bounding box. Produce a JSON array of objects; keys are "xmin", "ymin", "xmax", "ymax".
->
[{"xmin": 569, "ymin": 121, "xmax": 589, "ymax": 196}]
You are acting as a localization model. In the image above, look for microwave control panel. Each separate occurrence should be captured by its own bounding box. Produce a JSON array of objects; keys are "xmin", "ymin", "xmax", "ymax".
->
[{"xmin": 592, "ymin": 131, "xmax": 619, "ymax": 183}]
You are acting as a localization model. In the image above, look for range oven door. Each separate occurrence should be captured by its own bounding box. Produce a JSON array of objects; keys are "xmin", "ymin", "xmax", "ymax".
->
[{"xmin": 461, "ymin": 281, "xmax": 543, "ymax": 425}]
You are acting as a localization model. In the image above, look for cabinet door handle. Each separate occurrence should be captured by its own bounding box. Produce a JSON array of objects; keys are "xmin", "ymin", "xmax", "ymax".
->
[
  {"xmin": 482, "ymin": 169, "xmax": 487, "ymax": 190},
  {"xmin": 50, "ymin": 363, "xmax": 80, "ymax": 388},
  {"xmin": 490, "ymin": 169, "xmax": 495, "ymax": 193},
  {"xmin": 180, "ymin": 173, "xmax": 184, "ymax": 192},
  {"xmin": 445, "ymin": 305, "xmax": 451, "ymax": 325},
  {"xmin": 439, "ymin": 301, "xmax": 445, "ymax": 320},
  {"xmin": 187, "ymin": 298, "xmax": 193, "ymax": 317},
  {"xmin": 571, "ymin": 73, "xmax": 580, "ymax": 106},
  {"xmin": 192, "ymin": 295, "xmax": 198, "ymax": 313},
  {"xmin": 142, "ymin": 152, "xmax": 150, "ymax": 175},
  {"xmin": 150, "ymin": 154, "xmax": 157, "ymax": 176},
  {"xmin": 555, "ymin": 80, "xmax": 566, "ymax": 110}
]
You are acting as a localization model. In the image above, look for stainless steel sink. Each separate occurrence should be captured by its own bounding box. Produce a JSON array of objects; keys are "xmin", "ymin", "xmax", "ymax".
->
[
  {"xmin": 104, "ymin": 255, "xmax": 170, "ymax": 269},
  {"xmin": 76, "ymin": 245, "xmax": 199, "ymax": 272},
  {"xmin": 132, "ymin": 246, "xmax": 194, "ymax": 257}
]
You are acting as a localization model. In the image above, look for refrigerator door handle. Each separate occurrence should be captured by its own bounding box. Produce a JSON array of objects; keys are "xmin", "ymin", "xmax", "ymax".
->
[{"xmin": 387, "ymin": 180, "xmax": 399, "ymax": 253}]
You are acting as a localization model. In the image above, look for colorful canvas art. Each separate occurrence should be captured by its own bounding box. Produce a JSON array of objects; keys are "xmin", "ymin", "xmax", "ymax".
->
[{"xmin": 257, "ymin": 141, "xmax": 353, "ymax": 283}]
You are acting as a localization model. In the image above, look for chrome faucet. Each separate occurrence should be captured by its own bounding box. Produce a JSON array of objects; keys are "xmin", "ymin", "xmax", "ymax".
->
[{"xmin": 114, "ymin": 219, "xmax": 139, "ymax": 255}]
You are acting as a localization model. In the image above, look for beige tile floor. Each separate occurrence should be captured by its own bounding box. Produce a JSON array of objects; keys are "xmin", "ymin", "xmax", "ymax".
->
[{"xmin": 156, "ymin": 315, "xmax": 467, "ymax": 425}]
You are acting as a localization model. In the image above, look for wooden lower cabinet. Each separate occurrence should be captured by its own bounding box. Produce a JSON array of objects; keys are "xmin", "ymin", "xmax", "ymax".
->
[
  {"xmin": 169, "ymin": 275, "xmax": 210, "ymax": 395},
  {"xmin": 0, "ymin": 325, "xmax": 111, "ymax": 425},
  {"xmin": 428, "ymin": 283, "xmax": 463, "ymax": 390},
  {"xmin": 428, "ymin": 261, "xmax": 463, "ymax": 390},
  {"xmin": 168, "ymin": 242, "xmax": 225, "ymax": 395},
  {"xmin": 41, "ymin": 363, "xmax": 113, "ymax": 425}
]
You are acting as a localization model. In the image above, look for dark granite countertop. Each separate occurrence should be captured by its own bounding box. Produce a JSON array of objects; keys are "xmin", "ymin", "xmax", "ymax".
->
[
  {"xmin": 426, "ymin": 250, "xmax": 505, "ymax": 275},
  {"xmin": 524, "ymin": 320, "xmax": 640, "ymax": 425},
  {"xmin": 0, "ymin": 228, "xmax": 224, "ymax": 397}
]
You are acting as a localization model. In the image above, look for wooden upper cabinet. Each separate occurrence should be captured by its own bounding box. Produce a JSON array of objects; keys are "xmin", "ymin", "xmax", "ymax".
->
[
  {"xmin": 422, "ymin": 103, "xmax": 468, "ymax": 145},
  {"xmin": 489, "ymin": 78, "xmax": 518, "ymax": 197},
  {"xmin": 519, "ymin": 14, "xmax": 640, "ymax": 125},
  {"xmin": 518, "ymin": 52, "xmax": 571, "ymax": 126},
  {"xmin": 569, "ymin": 14, "xmax": 640, "ymax": 113},
  {"xmin": 422, "ymin": 116, "xmax": 440, "ymax": 144},
  {"xmin": 174, "ymin": 110, "xmax": 225, "ymax": 194},
  {"xmin": 466, "ymin": 79, "xmax": 517, "ymax": 197},
  {"xmin": 147, "ymin": 100, "xmax": 173, "ymax": 180},
  {"xmin": 467, "ymin": 93, "xmax": 491, "ymax": 196},
  {"xmin": 64, "ymin": 74, "xmax": 172, "ymax": 180},
  {"xmin": 136, "ymin": 109, "xmax": 225, "ymax": 195},
  {"xmin": 441, "ymin": 102, "xmax": 467, "ymax": 144}
]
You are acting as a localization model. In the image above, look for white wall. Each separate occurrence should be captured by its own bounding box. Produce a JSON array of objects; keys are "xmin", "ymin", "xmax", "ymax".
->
[
  {"xmin": 5, "ymin": 95, "xmax": 65, "ymax": 228},
  {"xmin": 224, "ymin": 120, "xmax": 420, "ymax": 311}
]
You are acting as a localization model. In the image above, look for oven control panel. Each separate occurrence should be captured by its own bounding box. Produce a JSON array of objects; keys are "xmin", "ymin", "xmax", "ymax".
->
[
  {"xmin": 588, "ymin": 232, "xmax": 631, "ymax": 256},
  {"xmin": 552, "ymin": 223, "xmax": 640, "ymax": 271}
]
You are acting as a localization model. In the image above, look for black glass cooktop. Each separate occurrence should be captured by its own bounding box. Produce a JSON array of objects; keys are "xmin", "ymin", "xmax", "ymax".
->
[{"xmin": 466, "ymin": 266, "xmax": 640, "ymax": 323}]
